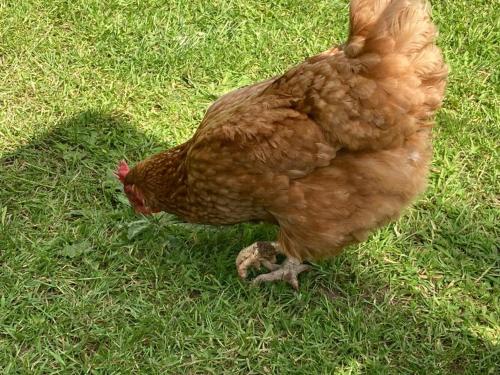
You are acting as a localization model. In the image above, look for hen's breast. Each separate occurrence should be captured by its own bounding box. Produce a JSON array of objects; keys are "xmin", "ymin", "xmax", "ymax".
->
[
  {"xmin": 184, "ymin": 153, "xmax": 278, "ymax": 225},
  {"xmin": 185, "ymin": 182, "xmax": 275, "ymax": 225}
]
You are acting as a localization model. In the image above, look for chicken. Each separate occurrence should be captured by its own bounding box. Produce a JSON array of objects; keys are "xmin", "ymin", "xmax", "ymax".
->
[{"xmin": 117, "ymin": 0, "xmax": 447, "ymax": 289}]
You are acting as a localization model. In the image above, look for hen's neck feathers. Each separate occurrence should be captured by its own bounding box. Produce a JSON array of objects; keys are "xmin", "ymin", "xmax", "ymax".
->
[{"xmin": 126, "ymin": 143, "xmax": 191, "ymax": 216}]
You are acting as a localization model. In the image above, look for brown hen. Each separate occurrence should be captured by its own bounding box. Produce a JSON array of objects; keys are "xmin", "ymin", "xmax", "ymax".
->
[{"xmin": 117, "ymin": 0, "xmax": 448, "ymax": 289}]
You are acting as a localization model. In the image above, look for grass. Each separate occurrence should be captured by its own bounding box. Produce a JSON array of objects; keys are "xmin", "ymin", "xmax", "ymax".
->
[{"xmin": 0, "ymin": 0, "xmax": 498, "ymax": 373}]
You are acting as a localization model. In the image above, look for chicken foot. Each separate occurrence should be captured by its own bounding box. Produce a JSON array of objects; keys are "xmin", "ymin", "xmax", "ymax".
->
[
  {"xmin": 236, "ymin": 241, "xmax": 311, "ymax": 289},
  {"xmin": 236, "ymin": 241, "xmax": 280, "ymax": 279}
]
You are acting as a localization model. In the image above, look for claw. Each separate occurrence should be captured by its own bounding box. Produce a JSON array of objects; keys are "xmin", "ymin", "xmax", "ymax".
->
[
  {"xmin": 236, "ymin": 242, "xmax": 310, "ymax": 289},
  {"xmin": 236, "ymin": 241, "xmax": 279, "ymax": 279},
  {"xmin": 252, "ymin": 259, "xmax": 311, "ymax": 290}
]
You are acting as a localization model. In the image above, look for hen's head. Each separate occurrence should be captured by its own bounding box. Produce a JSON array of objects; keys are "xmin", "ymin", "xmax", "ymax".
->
[{"xmin": 115, "ymin": 160, "xmax": 154, "ymax": 215}]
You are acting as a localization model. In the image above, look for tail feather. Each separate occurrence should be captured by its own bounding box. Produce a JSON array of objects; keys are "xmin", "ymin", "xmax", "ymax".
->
[
  {"xmin": 345, "ymin": 0, "xmax": 447, "ymax": 118},
  {"xmin": 367, "ymin": 0, "xmax": 433, "ymax": 54},
  {"xmin": 346, "ymin": 0, "xmax": 433, "ymax": 58},
  {"xmin": 270, "ymin": 0, "xmax": 448, "ymax": 151},
  {"xmin": 345, "ymin": 0, "xmax": 393, "ymax": 57}
]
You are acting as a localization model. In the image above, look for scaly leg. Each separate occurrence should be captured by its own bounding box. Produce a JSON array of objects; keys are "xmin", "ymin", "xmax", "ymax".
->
[{"xmin": 236, "ymin": 241, "xmax": 311, "ymax": 289}]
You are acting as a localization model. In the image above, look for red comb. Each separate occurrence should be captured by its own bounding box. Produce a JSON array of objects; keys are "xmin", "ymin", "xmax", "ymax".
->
[{"xmin": 115, "ymin": 160, "xmax": 130, "ymax": 183}]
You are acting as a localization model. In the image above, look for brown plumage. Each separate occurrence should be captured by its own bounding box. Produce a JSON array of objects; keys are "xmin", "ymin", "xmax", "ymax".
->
[{"xmin": 118, "ymin": 0, "xmax": 448, "ymax": 288}]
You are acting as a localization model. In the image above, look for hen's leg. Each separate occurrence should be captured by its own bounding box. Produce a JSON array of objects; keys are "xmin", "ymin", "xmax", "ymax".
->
[
  {"xmin": 236, "ymin": 241, "xmax": 280, "ymax": 279},
  {"xmin": 252, "ymin": 257, "xmax": 311, "ymax": 290},
  {"xmin": 236, "ymin": 241, "xmax": 311, "ymax": 289}
]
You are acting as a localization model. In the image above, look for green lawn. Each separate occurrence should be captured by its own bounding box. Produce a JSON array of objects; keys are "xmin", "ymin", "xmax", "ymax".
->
[{"xmin": 0, "ymin": 0, "xmax": 498, "ymax": 373}]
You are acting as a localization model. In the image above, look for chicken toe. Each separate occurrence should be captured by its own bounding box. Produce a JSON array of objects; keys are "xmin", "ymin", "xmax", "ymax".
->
[
  {"xmin": 252, "ymin": 257, "xmax": 311, "ymax": 290},
  {"xmin": 236, "ymin": 241, "xmax": 280, "ymax": 279}
]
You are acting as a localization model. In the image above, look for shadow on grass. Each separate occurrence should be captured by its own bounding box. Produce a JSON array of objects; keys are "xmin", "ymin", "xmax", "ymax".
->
[
  {"xmin": 0, "ymin": 109, "xmax": 275, "ymax": 278},
  {"xmin": 0, "ymin": 110, "xmax": 172, "ymax": 278},
  {"xmin": 0, "ymin": 111, "xmax": 496, "ymax": 373}
]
